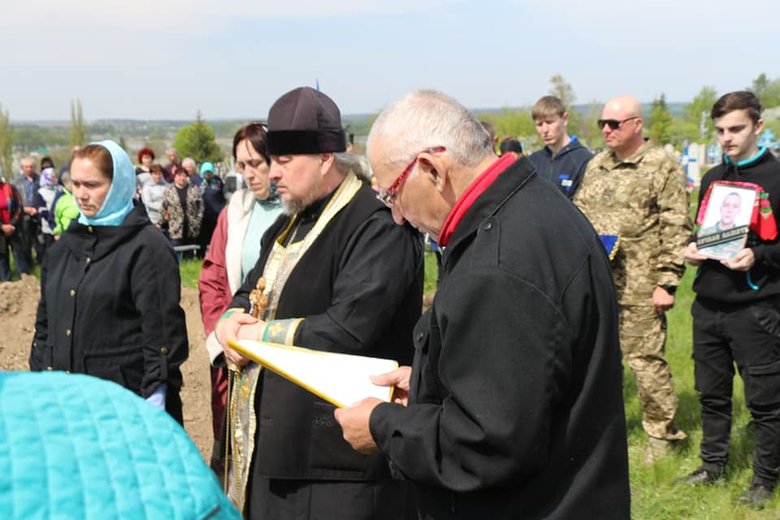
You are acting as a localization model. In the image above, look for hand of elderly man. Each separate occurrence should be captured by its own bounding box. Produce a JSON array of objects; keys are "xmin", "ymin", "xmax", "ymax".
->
[
  {"xmin": 371, "ymin": 366, "xmax": 413, "ymax": 406},
  {"xmin": 334, "ymin": 398, "xmax": 383, "ymax": 454}
]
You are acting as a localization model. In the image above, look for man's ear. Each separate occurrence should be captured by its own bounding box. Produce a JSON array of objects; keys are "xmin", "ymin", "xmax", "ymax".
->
[
  {"xmin": 320, "ymin": 152, "xmax": 335, "ymax": 174},
  {"xmin": 634, "ymin": 117, "xmax": 644, "ymax": 135},
  {"xmin": 755, "ymin": 118, "xmax": 765, "ymax": 136},
  {"xmin": 418, "ymin": 154, "xmax": 448, "ymax": 194}
]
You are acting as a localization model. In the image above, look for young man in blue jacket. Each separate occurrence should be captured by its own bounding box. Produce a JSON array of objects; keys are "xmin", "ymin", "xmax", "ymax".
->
[{"xmin": 528, "ymin": 95, "xmax": 593, "ymax": 198}]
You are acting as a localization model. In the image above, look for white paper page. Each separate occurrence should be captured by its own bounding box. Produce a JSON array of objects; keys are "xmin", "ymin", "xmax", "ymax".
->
[{"xmin": 234, "ymin": 339, "xmax": 399, "ymax": 407}]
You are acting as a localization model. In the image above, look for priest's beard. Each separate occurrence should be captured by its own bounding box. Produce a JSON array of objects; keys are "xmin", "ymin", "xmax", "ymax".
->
[{"xmin": 281, "ymin": 176, "xmax": 324, "ymax": 216}]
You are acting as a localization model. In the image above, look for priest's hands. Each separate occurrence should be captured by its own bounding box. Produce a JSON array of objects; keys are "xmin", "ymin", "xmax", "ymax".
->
[{"xmin": 215, "ymin": 309, "xmax": 262, "ymax": 367}]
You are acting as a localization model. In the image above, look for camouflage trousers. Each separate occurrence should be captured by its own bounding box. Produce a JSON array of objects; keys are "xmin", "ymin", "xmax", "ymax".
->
[{"xmin": 620, "ymin": 304, "xmax": 686, "ymax": 441}]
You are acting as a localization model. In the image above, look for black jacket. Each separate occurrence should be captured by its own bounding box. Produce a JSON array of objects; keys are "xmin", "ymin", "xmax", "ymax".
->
[
  {"xmin": 30, "ymin": 205, "xmax": 188, "ymax": 421},
  {"xmin": 370, "ymin": 158, "xmax": 630, "ymax": 519},
  {"xmin": 232, "ymin": 182, "xmax": 424, "ymax": 480},
  {"xmin": 694, "ymin": 148, "xmax": 780, "ymax": 303},
  {"xmin": 528, "ymin": 137, "xmax": 593, "ymax": 198}
]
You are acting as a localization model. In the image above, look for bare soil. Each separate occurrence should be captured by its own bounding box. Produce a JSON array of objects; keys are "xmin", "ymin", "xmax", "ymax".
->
[{"xmin": 0, "ymin": 276, "xmax": 213, "ymax": 461}]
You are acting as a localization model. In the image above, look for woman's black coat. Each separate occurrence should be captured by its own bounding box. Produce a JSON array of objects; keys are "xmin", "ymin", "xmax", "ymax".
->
[{"xmin": 30, "ymin": 205, "xmax": 188, "ymax": 421}]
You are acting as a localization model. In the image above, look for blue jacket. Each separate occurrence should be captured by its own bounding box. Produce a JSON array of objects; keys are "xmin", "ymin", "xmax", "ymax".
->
[{"xmin": 528, "ymin": 137, "xmax": 593, "ymax": 198}]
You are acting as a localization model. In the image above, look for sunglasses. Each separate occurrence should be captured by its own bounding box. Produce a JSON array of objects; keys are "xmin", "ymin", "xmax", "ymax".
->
[{"xmin": 597, "ymin": 116, "xmax": 639, "ymax": 130}]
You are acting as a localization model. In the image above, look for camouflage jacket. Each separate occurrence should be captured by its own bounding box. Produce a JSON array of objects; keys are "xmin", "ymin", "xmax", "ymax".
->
[{"xmin": 574, "ymin": 142, "xmax": 692, "ymax": 304}]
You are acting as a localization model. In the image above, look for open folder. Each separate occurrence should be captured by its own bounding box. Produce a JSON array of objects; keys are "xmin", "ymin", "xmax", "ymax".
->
[{"xmin": 227, "ymin": 339, "xmax": 399, "ymax": 408}]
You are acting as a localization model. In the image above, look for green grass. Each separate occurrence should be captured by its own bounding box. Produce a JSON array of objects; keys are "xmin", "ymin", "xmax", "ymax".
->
[
  {"xmin": 6, "ymin": 250, "xmax": 40, "ymax": 280},
  {"xmin": 424, "ymin": 247, "xmax": 440, "ymax": 294},
  {"xmin": 179, "ymin": 257, "xmax": 202, "ymax": 289}
]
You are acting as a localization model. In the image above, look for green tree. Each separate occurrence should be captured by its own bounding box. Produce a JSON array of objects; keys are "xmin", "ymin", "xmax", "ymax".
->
[
  {"xmin": 480, "ymin": 108, "xmax": 535, "ymax": 147},
  {"xmin": 684, "ymin": 86, "xmax": 718, "ymax": 140},
  {"xmin": 69, "ymin": 98, "xmax": 86, "ymax": 148},
  {"xmin": 549, "ymin": 73, "xmax": 584, "ymax": 137},
  {"xmin": 575, "ymin": 100, "xmax": 604, "ymax": 150},
  {"xmin": 752, "ymin": 73, "xmax": 770, "ymax": 98},
  {"xmin": 0, "ymin": 105, "xmax": 12, "ymax": 181},
  {"xmin": 668, "ymin": 119, "xmax": 700, "ymax": 147},
  {"xmin": 549, "ymin": 73, "xmax": 575, "ymax": 108},
  {"xmin": 172, "ymin": 112, "xmax": 222, "ymax": 163},
  {"xmin": 749, "ymin": 73, "xmax": 780, "ymax": 108},
  {"xmin": 647, "ymin": 94, "xmax": 674, "ymax": 145}
]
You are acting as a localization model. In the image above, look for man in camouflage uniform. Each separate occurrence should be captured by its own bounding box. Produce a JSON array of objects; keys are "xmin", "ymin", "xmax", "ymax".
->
[{"xmin": 575, "ymin": 95, "xmax": 692, "ymax": 457}]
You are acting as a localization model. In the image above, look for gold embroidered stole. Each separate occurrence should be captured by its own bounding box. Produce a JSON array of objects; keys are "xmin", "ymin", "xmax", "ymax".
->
[{"xmin": 227, "ymin": 172, "xmax": 362, "ymax": 512}]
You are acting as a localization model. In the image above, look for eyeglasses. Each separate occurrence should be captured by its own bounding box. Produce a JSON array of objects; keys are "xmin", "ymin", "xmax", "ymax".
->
[
  {"xmin": 597, "ymin": 116, "xmax": 639, "ymax": 130},
  {"xmin": 377, "ymin": 146, "xmax": 446, "ymax": 208},
  {"xmin": 236, "ymin": 158, "xmax": 267, "ymax": 173}
]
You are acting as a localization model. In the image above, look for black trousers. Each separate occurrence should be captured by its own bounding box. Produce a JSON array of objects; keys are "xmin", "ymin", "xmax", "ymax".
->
[
  {"xmin": 692, "ymin": 297, "xmax": 780, "ymax": 488},
  {"xmin": 0, "ymin": 231, "xmax": 31, "ymax": 280},
  {"xmin": 17, "ymin": 215, "xmax": 37, "ymax": 268}
]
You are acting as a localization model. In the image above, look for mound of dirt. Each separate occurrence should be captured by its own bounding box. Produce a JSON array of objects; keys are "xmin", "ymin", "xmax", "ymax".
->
[{"xmin": 0, "ymin": 277, "xmax": 213, "ymax": 461}]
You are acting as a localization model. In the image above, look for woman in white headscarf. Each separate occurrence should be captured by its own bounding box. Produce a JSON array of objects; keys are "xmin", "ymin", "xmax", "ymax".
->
[{"xmin": 29, "ymin": 140, "xmax": 189, "ymax": 422}]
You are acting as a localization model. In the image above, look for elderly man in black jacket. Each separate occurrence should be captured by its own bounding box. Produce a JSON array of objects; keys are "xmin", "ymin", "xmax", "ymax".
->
[{"xmin": 335, "ymin": 90, "xmax": 631, "ymax": 519}]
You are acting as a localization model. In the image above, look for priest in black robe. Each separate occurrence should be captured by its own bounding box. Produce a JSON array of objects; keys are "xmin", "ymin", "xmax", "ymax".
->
[{"xmin": 212, "ymin": 86, "xmax": 423, "ymax": 519}]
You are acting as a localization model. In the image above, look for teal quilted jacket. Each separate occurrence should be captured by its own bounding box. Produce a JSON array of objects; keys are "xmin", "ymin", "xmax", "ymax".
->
[{"xmin": 0, "ymin": 371, "xmax": 240, "ymax": 519}]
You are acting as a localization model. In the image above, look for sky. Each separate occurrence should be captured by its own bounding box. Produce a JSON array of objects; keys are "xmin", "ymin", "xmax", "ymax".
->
[{"xmin": 2, "ymin": 0, "xmax": 779, "ymax": 121}]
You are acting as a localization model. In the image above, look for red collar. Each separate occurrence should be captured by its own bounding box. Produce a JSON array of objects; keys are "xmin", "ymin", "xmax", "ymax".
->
[{"xmin": 438, "ymin": 153, "xmax": 515, "ymax": 247}]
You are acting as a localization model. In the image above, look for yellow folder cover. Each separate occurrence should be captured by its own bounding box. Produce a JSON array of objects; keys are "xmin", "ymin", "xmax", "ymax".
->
[{"xmin": 228, "ymin": 339, "xmax": 398, "ymax": 408}]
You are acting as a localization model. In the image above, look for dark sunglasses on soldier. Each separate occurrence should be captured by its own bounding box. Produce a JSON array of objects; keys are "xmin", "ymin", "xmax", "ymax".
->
[{"xmin": 597, "ymin": 116, "xmax": 639, "ymax": 130}]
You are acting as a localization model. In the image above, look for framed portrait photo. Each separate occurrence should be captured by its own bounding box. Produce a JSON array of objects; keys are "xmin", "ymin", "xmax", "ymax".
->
[{"xmin": 697, "ymin": 182, "xmax": 758, "ymax": 260}]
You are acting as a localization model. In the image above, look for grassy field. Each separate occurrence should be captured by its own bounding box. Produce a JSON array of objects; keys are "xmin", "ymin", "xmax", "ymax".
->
[{"xmin": 179, "ymin": 257, "xmax": 202, "ymax": 289}]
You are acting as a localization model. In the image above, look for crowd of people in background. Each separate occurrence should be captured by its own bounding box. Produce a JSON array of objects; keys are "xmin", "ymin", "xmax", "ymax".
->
[
  {"xmin": 2, "ymin": 86, "xmax": 780, "ymax": 518},
  {"xmin": 0, "ymin": 145, "xmax": 236, "ymax": 276}
]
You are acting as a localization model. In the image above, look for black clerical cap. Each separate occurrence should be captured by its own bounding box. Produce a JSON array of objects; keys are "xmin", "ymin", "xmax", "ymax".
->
[{"xmin": 266, "ymin": 87, "xmax": 347, "ymax": 155}]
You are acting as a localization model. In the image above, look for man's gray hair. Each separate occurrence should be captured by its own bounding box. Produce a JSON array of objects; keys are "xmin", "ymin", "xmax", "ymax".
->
[
  {"xmin": 182, "ymin": 157, "xmax": 196, "ymax": 168},
  {"xmin": 334, "ymin": 152, "xmax": 371, "ymax": 182},
  {"xmin": 368, "ymin": 90, "xmax": 493, "ymax": 167}
]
